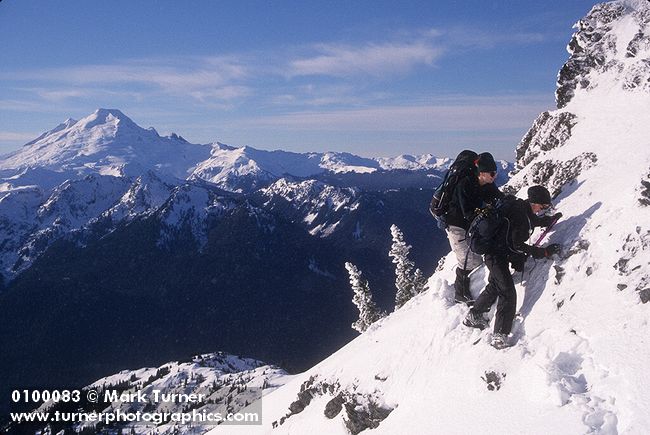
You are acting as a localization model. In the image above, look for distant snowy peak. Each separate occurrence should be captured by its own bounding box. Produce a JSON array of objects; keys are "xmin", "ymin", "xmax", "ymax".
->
[
  {"xmin": 375, "ymin": 154, "xmax": 451, "ymax": 171},
  {"xmin": 191, "ymin": 145, "xmax": 462, "ymax": 192},
  {"xmin": 2, "ymin": 107, "xmax": 512, "ymax": 194},
  {"xmin": 557, "ymin": 0, "xmax": 650, "ymax": 108},
  {"xmin": 260, "ymin": 178, "xmax": 359, "ymax": 237},
  {"xmin": 0, "ymin": 108, "xmax": 212, "ymax": 179}
]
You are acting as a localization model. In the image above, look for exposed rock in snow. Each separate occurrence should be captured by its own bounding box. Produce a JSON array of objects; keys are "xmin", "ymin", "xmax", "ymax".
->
[
  {"xmin": 156, "ymin": 183, "xmax": 239, "ymax": 249},
  {"xmin": 259, "ymin": 179, "xmax": 358, "ymax": 237},
  {"xmin": 557, "ymin": 0, "xmax": 650, "ymax": 108},
  {"xmin": 515, "ymin": 111, "xmax": 578, "ymax": 169}
]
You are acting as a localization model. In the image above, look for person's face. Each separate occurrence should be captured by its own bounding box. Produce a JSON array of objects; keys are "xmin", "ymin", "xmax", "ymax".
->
[
  {"xmin": 530, "ymin": 203, "xmax": 550, "ymax": 214},
  {"xmin": 478, "ymin": 171, "xmax": 497, "ymax": 185}
]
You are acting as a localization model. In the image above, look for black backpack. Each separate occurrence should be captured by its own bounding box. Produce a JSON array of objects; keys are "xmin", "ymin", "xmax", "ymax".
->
[
  {"xmin": 467, "ymin": 195, "xmax": 517, "ymax": 255},
  {"xmin": 429, "ymin": 150, "xmax": 478, "ymax": 226}
]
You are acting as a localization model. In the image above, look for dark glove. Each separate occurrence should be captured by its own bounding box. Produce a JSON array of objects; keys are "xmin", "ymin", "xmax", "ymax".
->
[
  {"xmin": 510, "ymin": 255, "xmax": 525, "ymax": 272},
  {"xmin": 540, "ymin": 212, "xmax": 562, "ymax": 227},
  {"xmin": 544, "ymin": 243, "xmax": 562, "ymax": 257},
  {"xmin": 530, "ymin": 246, "xmax": 546, "ymax": 259}
]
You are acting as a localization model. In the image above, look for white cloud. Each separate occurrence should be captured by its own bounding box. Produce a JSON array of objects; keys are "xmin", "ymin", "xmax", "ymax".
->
[
  {"xmin": 2, "ymin": 56, "xmax": 250, "ymax": 103},
  {"xmin": 288, "ymin": 41, "xmax": 443, "ymax": 78},
  {"xmin": 237, "ymin": 94, "xmax": 553, "ymax": 132},
  {"xmin": 189, "ymin": 85, "xmax": 253, "ymax": 102},
  {"xmin": 444, "ymin": 27, "xmax": 550, "ymax": 49},
  {"xmin": 35, "ymin": 89, "xmax": 93, "ymax": 101},
  {"xmin": 0, "ymin": 25, "xmax": 556, "ymax": 117}
]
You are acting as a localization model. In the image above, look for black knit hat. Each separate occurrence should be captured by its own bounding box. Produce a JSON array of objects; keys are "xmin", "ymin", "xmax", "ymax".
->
[
  {"xmin": 527, "ymin": 185, "xmax": 552, "ymax": 204},
  {"xmin": 476, "ymin": 152, "xmax": 497, "ymax": 173}
]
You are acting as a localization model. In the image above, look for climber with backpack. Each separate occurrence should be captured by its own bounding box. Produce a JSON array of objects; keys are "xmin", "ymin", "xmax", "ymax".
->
[
  {"xmin": 462, "ymin": 185, "xmax": 563, "ymax": 349},
  {"xmin": 430, "ymin": 151, "xmax": 503, "ymax": 305}
]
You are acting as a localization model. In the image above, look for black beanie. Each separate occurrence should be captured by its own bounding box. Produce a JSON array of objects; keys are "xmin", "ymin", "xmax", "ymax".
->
[
  {"xmin": 476, "ymin": 152, "xmax": 497, "ymax": 173},
  {"xmin": 527, "ymin": 185, "xmax": 551, "ymax": 204}
]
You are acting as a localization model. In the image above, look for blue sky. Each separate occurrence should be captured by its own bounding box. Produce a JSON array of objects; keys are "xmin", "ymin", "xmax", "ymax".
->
[{"xmin": 0, "ymin": 0, "xmax": 597, "ymax": 159}]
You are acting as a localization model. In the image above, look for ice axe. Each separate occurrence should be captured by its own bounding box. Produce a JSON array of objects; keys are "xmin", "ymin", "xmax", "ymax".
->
[{"xmin": 533, "ymin": 215, "xmax": 560, "ymax": 247}]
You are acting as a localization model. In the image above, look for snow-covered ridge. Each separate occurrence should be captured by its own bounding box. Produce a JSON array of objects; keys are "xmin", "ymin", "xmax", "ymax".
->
[
  {"xmin": 21, "ymin": 352, "xmax": 290, "ymax": 435},
  {"xmin": 210, "ymin": 1, "xmax": 650, "ymax": 433},
  {"xmin": 0, "ymin": 108, "xmax": 508, "ymax": 193},
  {"xmin": 260, "ymin": 179, "xmax": 359, "ymax": 237}
]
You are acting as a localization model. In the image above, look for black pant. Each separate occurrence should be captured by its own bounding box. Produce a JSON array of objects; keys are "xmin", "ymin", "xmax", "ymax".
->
[{"xmin": 471, "ymin": 254, "xmax": 516, "ymax": 334}]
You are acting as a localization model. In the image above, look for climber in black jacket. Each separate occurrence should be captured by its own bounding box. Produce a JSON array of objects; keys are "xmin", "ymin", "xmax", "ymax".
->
[
  {"xmin": 463, "ymin": 185, "xmax": 562, "ymax": 349},
  {"xmin": 445, "ymin": 152, "xmax": 503, "ymax": 305}
]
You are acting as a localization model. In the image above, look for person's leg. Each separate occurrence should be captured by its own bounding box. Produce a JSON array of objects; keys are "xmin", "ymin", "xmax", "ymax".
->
[
  {"xmin": 488, "ymin": 256, "xmax": 517, "ymax": 335},
  {"xmin": 471, "ymin": 254, "xmax": 499, "ymax": 314},
  {"xmin": 446, "ymin": 225, "xmax": 483, "ymax": 302},
  {"xmin": 454, "ymin": 267, "xmax": 471, "ymax": 303}
]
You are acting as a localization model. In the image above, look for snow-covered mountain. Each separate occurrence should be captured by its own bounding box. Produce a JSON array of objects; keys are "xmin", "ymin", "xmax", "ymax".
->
[
  {"xmin": 189, "ymin": 147, "xmax": 454, "ymax": 192},
  {"xmin": 0, "ymin": 105, "xmax": 513, "ymax": 285},
  {"xmin": 10, "ymin": 352, "xmax": 290, "ymax": 434},
  {"xmin": 0, "ymin": 107, "xmax": 509, "ymax": 194},
  {"xmin": 207, "ymin": 2, "xmax": 650, "ymax": 434},
  {"xmin": 0, "ymin": 108, "xmax": 440, "ymax": 184},
  {"xmin": 258, "ymin": 179, "xmax": 360, "ymax": 237},
  {"xmin": 0, "ymin": 109, "xmax": 212, "ymax": 179}
]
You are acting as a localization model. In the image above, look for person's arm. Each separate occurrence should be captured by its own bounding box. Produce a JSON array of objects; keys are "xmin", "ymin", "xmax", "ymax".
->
[
  {"xmin": 535, "ymin": 212, "xmax": 563, "ymax": 228},
  {"xmin": 512, "ymin": 222, "xmax": 557, "ymax": 259},
  {"xmin": 508, "ymin": 212, "xmax": 537, "ymax": 256},
  {"xmin": 456, "ymin": 177, "xmax": 481, "ymax": 221},
  {"xmin": 482, "ymin": 183, "xmax": 504, "ymax": 204}
]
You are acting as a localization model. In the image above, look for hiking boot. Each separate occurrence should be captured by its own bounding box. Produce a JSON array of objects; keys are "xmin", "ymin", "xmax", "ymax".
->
[
  {"xmin": 463, "ymin": 311, "xmax": 488, "ymax": 330},
  {"xmin": 454, "ymin": 268, "xmax": 474, "ymax": 306},
  {"xmin": 454, "ymin": 294, "xmax": 475, "ymax": 307},
  {"xmin": 489, "ymin": 333, "xmax": 509, "ymax": 349}
]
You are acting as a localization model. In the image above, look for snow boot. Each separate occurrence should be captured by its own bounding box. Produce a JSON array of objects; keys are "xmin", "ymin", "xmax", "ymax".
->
[
  {"xmin": 463, "ymin": 311, "xmax": 488, "ymax": 330},
  {"xmin": 454, "ymin": 267, "xmax": 474, "ymax": 306},
  {"xmin": 489, "ymin": 333, "xmax": 509, "ymax": 349}
]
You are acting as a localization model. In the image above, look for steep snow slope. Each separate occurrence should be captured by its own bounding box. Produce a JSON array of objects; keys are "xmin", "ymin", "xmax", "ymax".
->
[{"xmin": 210, "ymin": 1, "xmax": 650, "ymax": 433}]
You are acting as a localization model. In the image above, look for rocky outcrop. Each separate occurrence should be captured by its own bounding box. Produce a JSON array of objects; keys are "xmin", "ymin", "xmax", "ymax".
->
[
  {"xmin": 613, "ymin": 226, "xmax": 650, "ymax": 303},
  {"xmin": 515, "ymin": 111, "xmax": 578, "ymax": 170},
  {"xmin": 557, "ymin": 2, "xmax": 625, "ymax": 107},
  {"xmin": 639, "ymin": 168, "xmax": 650, "ymax": 206},
  {"xmin": 507, "ymin": 153, "xmax": 598, "ymax": 198},
  {"xmin": 273, "ymin": 376, "xmax": 394, "ymax": 434},
  {"xmin": 557, "ymin": 1, "xmax": 650, "ymax": 108}
]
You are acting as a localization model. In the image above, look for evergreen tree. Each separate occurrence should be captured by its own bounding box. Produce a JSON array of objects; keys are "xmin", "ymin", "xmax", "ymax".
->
[
  {"xmin": 345, "ymin": 262, "xmax": 383, "ymax": 333},
  {"xmin": 412, "ymin": 267, "xmax": 427, "ymax": 296},
  {"xmin": 389, "ymin": 224, "xmax": 426, "ymax": 309}
]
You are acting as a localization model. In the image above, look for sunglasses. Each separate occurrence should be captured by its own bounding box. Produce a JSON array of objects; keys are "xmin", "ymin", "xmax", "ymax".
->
[{"xmin": 489, "ymin": 171, "xmax": 497, "ymax": 177}]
